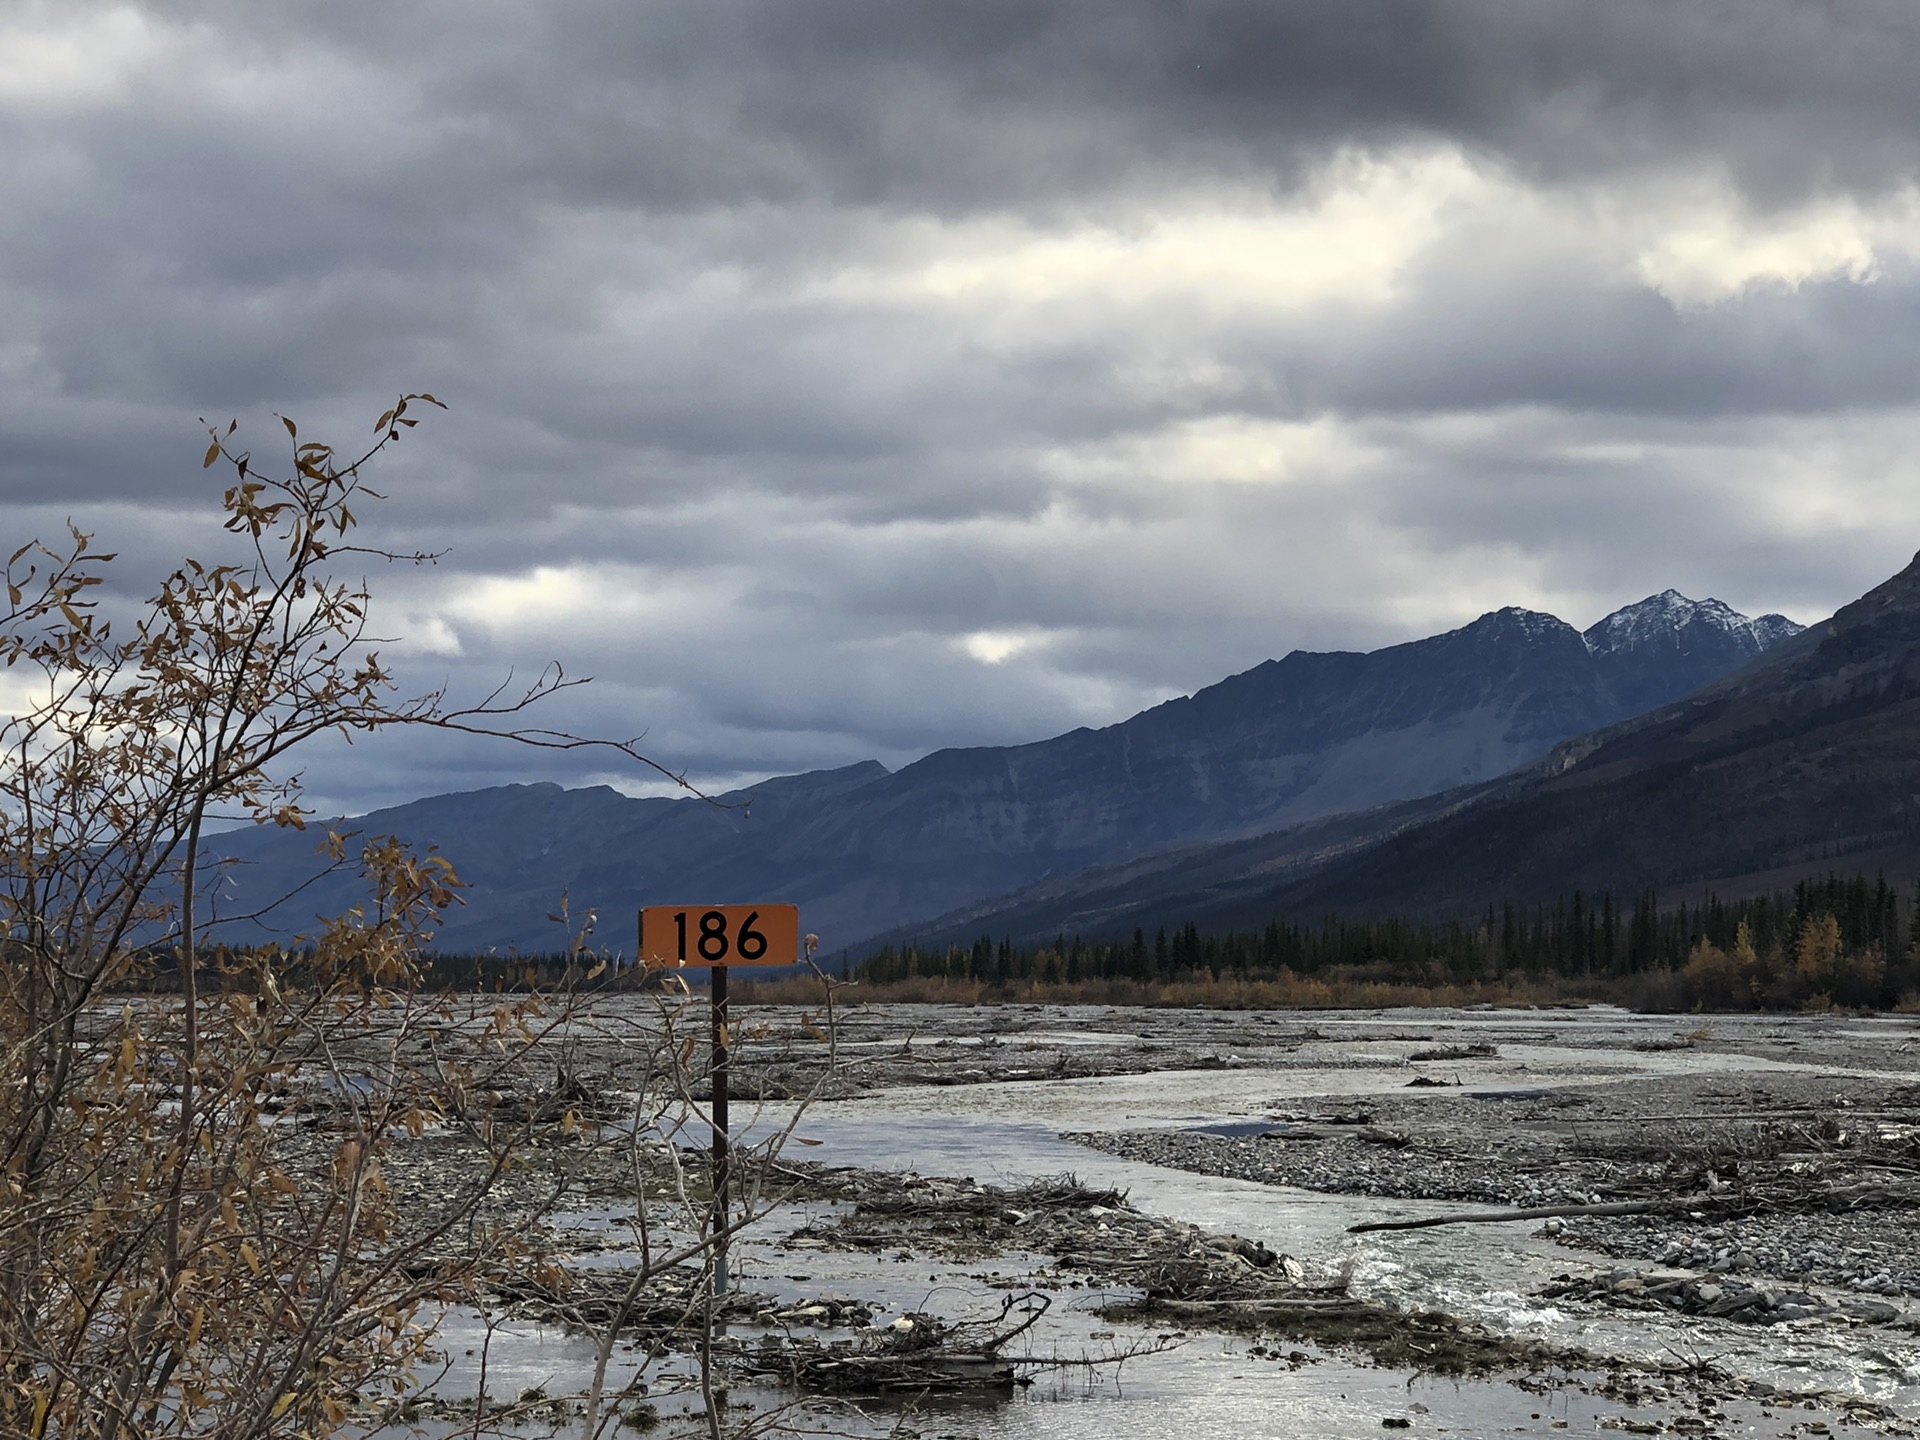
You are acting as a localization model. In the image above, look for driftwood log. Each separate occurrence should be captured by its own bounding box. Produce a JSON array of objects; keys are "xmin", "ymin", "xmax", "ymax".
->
[
  {"xmin": 1349, "ymin": 1171, "xmax": 1920, "ymax": 1234},
  {"xmin": 1145, "ymin": 1295, "xmax": 1374, "ymax": 1318},
  {"xmin": 1348, "ymin": 1196, "xmax": 1703, "ymax": 1234},
  {"xmin": 785, "ymin": 1352, "xmax": 1017, "ymax": 1392}
]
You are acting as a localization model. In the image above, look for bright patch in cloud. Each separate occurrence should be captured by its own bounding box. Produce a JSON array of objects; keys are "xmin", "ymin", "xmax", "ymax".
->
[
  {"xmin": 1630, "ymin": 184, "xmax": 1920, "ymax": 306},
  {"xmin": 580, "ymin": 768, "xmax": 779, "ymax": 801},
  {"xmin": 820, "ymin": 146, "xmax": 1494, "ymax": 319},
  {"xmin": 441, "ymin": 563, "xmax": 705, "ymax": 637},
  {"xmin": 393, "ymin": 613, "xmax": 464, "ymax": 658},
  {"xmin": 0, "ymin": 7, "xmax": 159, "ymax": 112},
  {"xmin": 960, "ymin": 630, "xmax": 1042, "ymax": 665},
  {"xmin": 1046, "ymin": 415, "xmax": 1364, "ymax": 490}
]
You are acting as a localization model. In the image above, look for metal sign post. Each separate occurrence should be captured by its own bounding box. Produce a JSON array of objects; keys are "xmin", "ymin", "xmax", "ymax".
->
[
  {"xmin": 709, "ymin": 958, "xmax": 730, "ymax": 1298},
  {"xmin": 638, "ymin": 905, "xmax": 801, "ymax": 1306}
]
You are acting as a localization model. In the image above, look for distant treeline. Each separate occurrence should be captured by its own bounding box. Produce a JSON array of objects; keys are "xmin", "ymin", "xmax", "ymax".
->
[{"xmin": 853, "ymin": 872, "xmax": 1918, "ymax": 1011}]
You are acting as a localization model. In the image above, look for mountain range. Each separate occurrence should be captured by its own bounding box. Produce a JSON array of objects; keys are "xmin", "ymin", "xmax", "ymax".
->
[
  {"xmin": 903, "ymin": 555, "xmax": 1920, "ymax": 950},
  {"xmin": 201, "ymin": 589, "xmax": 1802, "ymax": 956}
]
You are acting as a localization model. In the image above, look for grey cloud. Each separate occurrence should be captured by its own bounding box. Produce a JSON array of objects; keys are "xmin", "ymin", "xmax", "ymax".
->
[
  {"xmin": 7, "ymin": 2, "xmax": 1920, "ymax": 816},
  {"xmin": 71, "ymin": 0, "xmax": 1920, "ymax": 239},
  {"xmin": 226, "ymin": 1, "xmax": 1920, "ymax": 210},
  {"xmin": 473, "ymin": 1, "xmax": 1920, "ymax": 212}
]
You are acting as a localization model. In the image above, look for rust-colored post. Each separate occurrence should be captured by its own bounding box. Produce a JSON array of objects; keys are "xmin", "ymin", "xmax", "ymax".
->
[{"xmin": 710, "ymin": 962, "xmax": 730, "ymax": 1299}]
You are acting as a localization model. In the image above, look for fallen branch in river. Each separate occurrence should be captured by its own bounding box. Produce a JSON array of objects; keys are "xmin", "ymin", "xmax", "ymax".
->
[
  {"xmin": 1350, "ymin": 1170, "xmax": 1920, "ymax": 1233},
  {"xmin": 1144, "ymin": 1295, "xmax": 1375, "ymax": 1318},
  {"xmin": 1348, "ymin": 1196, "xmax": 1705, "ymax": 1234}
]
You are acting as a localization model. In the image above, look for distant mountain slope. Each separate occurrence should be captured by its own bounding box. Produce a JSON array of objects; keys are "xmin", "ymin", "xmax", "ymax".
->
[
  {"xmin": 202, "ymin": 590, "xmax": 1800, "ymax": 953},
  {"xmin": 857, "ymin": 781, "xmax": 1500, "ymax": 954},
  {"xmin": 923, "ymin": 559, "xmax": 1920, "ymax": 946},
  {"xmin": 202, "ymin": 762, "xmax": 899, "ymax": 956},
  {"xmin": 1261, "ymin": 557, "xmax": 1920, "ymax": 922}
]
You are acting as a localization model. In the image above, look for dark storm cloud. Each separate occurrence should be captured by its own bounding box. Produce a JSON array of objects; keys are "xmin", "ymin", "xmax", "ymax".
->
[
  {"xmin": 6, "ymin": 1, "xmax": 1920, "ymax": 814},
  {"xmin": 303, "ymin": 0, "xmax": 1920, "ymax": 210},
  {"xmin": 196, "ymin": 0, "xmax": 1893, "ymax": 214}
]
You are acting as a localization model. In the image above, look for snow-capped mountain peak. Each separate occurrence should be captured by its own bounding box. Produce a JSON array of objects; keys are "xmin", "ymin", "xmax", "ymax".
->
[
  {"xmin": 1749, "ymin": 612, "xmax": 1805, "ymax": 648},
  {"xmin": 1583, "ymin": 591, "xmax": 1804, "ymax": 657},
  {"xmin": 1472, "ymin": 606, "xmax": 1583, "ymax": 642},
  {"xmin": 1578, "ymin": 591, "xmax": 1804, "ymax": 715}
]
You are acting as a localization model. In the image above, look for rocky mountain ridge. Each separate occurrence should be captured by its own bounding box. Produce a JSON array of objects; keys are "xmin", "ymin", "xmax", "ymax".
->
[
  {"xmin": 1581, "ymin": 589, "xmax": 1800, "ymax": 656},
  {"xmin": 906, "ymin": 559, "xmax": 1920, "ymax": 948},
  {"xmin": 201, "ymin": 589, "xmax": 1801, "ymax": 954}
]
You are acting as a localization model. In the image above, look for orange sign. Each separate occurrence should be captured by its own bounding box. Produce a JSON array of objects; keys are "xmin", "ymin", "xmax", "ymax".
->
[{"xmin": 639, "ymin": 905, "xmax": 801, "ymax": 969}]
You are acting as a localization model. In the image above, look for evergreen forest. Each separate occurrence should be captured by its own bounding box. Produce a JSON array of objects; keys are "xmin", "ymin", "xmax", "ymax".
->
[{"xmin": 851, "ymin": 873, "xmax": 1917, "ymax": 1011}]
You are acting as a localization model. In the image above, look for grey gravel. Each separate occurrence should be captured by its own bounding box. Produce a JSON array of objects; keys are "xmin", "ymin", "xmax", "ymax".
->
[{"xmin": 1067, "ymin": 1063, "xmax": 1920, "ymax": 1319}]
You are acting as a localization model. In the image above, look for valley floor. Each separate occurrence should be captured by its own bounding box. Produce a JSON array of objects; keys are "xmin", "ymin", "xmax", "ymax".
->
[
  {"xmin": 713, "ymin": 1002, "xmax": 1920, "ymax": 1432},
  {"xmin": 282, "ymin": 998, "xmax": 1920, "ymax": 1436}
]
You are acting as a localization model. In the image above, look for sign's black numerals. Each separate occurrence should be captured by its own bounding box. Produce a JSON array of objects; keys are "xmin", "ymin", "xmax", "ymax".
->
[
  {"xmin": 672, "ymin": 908, "xmax": 769, "ymax": 963},
  {"xmin": 641, "ymin": 903, "xmax": 796, "ymax": 967}
]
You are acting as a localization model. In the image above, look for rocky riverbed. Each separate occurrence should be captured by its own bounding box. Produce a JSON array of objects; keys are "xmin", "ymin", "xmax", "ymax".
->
[
  {"xmin": 277, "ymin": 997, "xmax": 1920, "ymax": 1435},
  {"xmin": 1065, "ymin": 1060, "xmax": 1920, "ymax": 1315}
]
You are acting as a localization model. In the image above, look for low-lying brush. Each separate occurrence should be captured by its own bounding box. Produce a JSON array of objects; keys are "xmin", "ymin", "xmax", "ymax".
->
[{"xmin": 739, "ymin": 969, "xmax": 1695, "ymax": 1011}]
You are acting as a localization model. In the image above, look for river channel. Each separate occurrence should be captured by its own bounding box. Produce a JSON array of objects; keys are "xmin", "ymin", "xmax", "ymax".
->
[{"xmin": 419, "ymin": 1005, "xmax": 1920, "ymax": 1438}]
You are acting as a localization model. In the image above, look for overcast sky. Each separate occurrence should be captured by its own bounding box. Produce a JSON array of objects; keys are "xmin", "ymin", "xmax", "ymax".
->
[{"xmin": 8, "ymin": 1, "xmax": 1920, "ymax": 816}]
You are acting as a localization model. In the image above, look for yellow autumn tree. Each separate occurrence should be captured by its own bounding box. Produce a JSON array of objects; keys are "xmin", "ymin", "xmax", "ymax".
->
[
  {"xmin": 1794, "ymin": 912, "xmax": 1886, "ymax": 1010},
  {"xmin": 0, "ymin": 401, "xmax": 679, "ymax": 1437}
]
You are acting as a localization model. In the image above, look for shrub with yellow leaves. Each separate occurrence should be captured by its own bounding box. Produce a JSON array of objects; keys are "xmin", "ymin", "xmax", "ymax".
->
[{"xmin": 0, "ymin": 402, "xmax": 691, "ymax": 1438}]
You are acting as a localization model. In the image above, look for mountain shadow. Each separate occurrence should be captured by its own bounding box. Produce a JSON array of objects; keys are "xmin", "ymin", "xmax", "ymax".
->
[
  {"xmin": 936, "ymin": 555, "xmax": 1920, "ymax": 945},
  {"xmin": 197, "ymin": 591, "xmax": 1799, "ymax": 953}
]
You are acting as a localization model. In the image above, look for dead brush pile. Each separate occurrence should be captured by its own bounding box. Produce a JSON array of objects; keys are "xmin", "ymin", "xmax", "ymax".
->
[
  {"xmin": 782, "ymin": 1171, "xmax": 1130, "ymax": 1257},
  {"xmin": 489, "ymin": 1263, "xmax": 766, "ymax": 1334},
  {"xmin": 1563, "ymin": 1111, "xmax": 1920, "ymax": 1218},
  {"xmin": 852, "ymin": 1173, "xmax": 1127, "ymax": 1217},
  {"xmin": 786, "ymin": 1166, "xmax": 1363, "ymax": 1316},
  {"xmin": 738, "ymin": 1292, "xmax": 1050, "ymax": 1394},
  {"xmin": 773, "ymin": 1164, "xmax": 1581, "ymax": 1376}
]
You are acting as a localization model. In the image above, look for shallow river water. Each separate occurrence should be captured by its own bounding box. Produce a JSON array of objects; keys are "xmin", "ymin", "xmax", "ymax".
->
[{"xmin": 424, "ymin": 1007, "xmax": 1920, "ymax": 1437}]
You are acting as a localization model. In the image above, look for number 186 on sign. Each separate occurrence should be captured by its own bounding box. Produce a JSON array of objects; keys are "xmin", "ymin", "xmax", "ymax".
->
[{"xmin": 639, "ymin": 904, "xmax": 801, "ymax": 969}]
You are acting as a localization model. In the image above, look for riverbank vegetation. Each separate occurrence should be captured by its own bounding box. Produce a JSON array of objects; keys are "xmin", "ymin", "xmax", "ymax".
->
[
  {"xmin": 217, "ymin": 873, "xmax": 1919, "ymax": 1016},
  {"xmin": 0, "ymin": 404, "xmax": 773, "ymax": 1439},
  {"xmin": 784, "ymin": 873, "xmax": 1920, "ymax": 1013}
]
